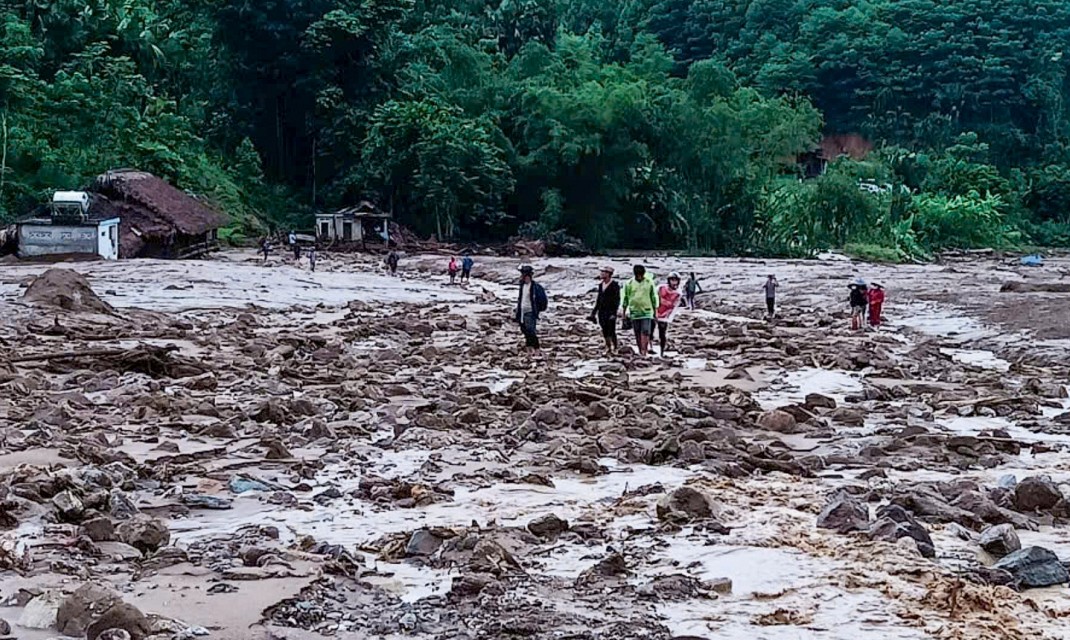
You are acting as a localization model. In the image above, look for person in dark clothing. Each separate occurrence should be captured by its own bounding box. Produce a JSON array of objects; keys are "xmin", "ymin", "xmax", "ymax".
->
[
  {"xmin": 461, "ymin": 255, "xmax": 475, "ymax": 284},
  {"xmin": 386, "ymin": 251, "xmax": 399, "ymax": 276},
  {"xmin": 589, "ymin": 266, "xmax": 621, "ymax": 352},
  {"xmin": 684, "ymin": 272, "xmax": 701, "ymax": 310},
  {"xmin": 849, "ymin": 279, "xmax": 869, "ymax": 331},
  {"xmin": 515, "ymin": 265, "xmax": 548, "ymax": 354},
  {"xmin": 308, "ymin": 245, "xmax": 317, "ymax": 272}
]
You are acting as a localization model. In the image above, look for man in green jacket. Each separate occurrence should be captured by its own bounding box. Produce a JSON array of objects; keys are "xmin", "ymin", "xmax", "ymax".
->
[{"xmin": 622, "ymin": 264, "xmax": 659, "ymax": 356}]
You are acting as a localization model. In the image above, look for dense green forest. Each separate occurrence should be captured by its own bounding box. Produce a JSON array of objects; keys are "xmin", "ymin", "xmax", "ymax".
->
[{"xmin": 2, "ymin": 0, "xmax": 1070, "ymax": 257}]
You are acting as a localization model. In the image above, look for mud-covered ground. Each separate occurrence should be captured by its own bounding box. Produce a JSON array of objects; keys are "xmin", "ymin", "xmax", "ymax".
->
[{"xmin": 1, "ymin": 249, "xmax": 1069, "ymax": 640}]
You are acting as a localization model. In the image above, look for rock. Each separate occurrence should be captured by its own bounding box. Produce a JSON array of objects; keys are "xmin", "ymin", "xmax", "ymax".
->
[
  {"xmin": 95, "ymin": 541, "xmax": 143, "ymax": 561},
  {"xmin": 450, "ymin": 573, "xmax": 496, "ymax": 598},
  {"xmin": 405, "ymin": 530, "xmax": 444, "ymax": 557},
  {"xmin": 757, "ymin": 410, "xmax": 797, "ymax": 432},
  {"xmin": 979, "ymin": 524, "xmax": 1021, "ymax": 558},
  {"xmin": 708, "ymin": 577, "xmax": 733, "ymax": 594},
  {"xmin": 816, "ymin": 491, "xmax": 869, "ymax": 534},
  {"xmin": 1014, "ymin": 476, "xmax": 1062, "ymax": 512},
  {"xmin": 57, "ymin": 582, "xmax": 122, "ymax": 637},
  {"xmin": 86, "ymin": 603, "xmax": 151, "ymax": 640},
  {"xmin": 97, "ymin": 630, "xmax": 132, "ymax": 640},
  {"xmin": 527, "ymin": 514, "xmax": 569, "ymax": 538},
  {"xmin": 532, "ymin": 405, "xmax": 561, "ymax": 425},
  {"xmin": 804, "ymin": 393, "xmax": 837, "ymax": 410},
  {"xmin": 19, "ymin": 591, "xmax": 64, "ymax": 630},
  {"xmin": 992, "ymin": 546, "xmax": 1070, "ymax": 589},
  {"xmin": 82, "ymin": 517, "xmax": 117, "ymax": 542},
  {"xmin": 829, "ymin": 407, "xmax": 865, "ymax": 426},
  {"xmin": 0, "ymin": 618, "xmax": 8, "ymax": 636},
  {"xmin": 657, "ymin": 487, "xmax": 719, "ymax": 522},
  {"xmin": 116, "ymin": 516, "xmax": 170, "ymax": 553},
  {"xmin": 997, "ymin": 474, "xmax": 1017, "ymax": 489},
  {"xmin": 53, "ymin": 490, "xmax": 85, "ymax": 522},
  {"xmin": 868, "ymin": 505, "xmax": 935, "ymax": 558},
  {"xmin": 586, "ymin": 402, "xmax": 610, "ymax": 420}
]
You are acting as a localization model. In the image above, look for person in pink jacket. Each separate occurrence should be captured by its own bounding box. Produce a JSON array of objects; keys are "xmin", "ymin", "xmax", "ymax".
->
[{"xmin": 655, "ymin": 272, "xmax": 683, "ymax": 355}]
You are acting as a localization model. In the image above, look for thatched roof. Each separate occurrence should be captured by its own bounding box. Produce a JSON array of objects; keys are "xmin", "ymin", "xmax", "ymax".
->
[
  {"xmin": 91, "ymin": 170, "xmax": 226, "ymax": 236},
  {"xmin": 85, "ymin": 170, "xmax": 227, "ymax": 257}
]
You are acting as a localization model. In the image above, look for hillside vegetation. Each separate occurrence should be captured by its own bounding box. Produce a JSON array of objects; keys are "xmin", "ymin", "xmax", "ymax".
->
[{"xmin": 2, "ymin": 0, "xmax": 1070, "ymax": 257}]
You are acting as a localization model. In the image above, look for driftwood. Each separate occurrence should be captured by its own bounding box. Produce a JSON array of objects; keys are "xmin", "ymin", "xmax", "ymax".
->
[
  {"xmin": 8, "ymin": 348, "xmax": 128, "ymax": 363},
  {"xmin": 9, "ymin": 344, "xmax": 208, "ymax": 378}
]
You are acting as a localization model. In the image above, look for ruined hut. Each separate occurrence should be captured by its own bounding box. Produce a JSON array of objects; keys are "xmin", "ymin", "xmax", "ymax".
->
[
  {"xmin": 316, "ymin": 201, "xmax": 391, "ymax": 247},
  {"xmin": 89, "ymin": 170, "xmax": 226, "ymax": 259}
]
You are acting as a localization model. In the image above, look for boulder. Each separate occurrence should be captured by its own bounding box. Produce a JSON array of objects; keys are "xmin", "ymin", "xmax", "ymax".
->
[
  {"xmin": 816, "ymin": 492, "xmax": 869, "ymax": 534},
  {"xmin": 85, "ymin": 603, "xmax": 151, "ymax": 640},
  {"xmin": 656, "ymin": 487, "xmax": 719, "ymax": 522},
  {"xmin": 527, "ymin": 514, "xmax": 569, "ymax": 539},
  {"xmin": 829, "ymin": 407, "xmax": 865, "ymax": 426},
  {"xmin": 57, "ymin": 582, "xmax": 122, "ymax": 637},
  {"xmin": 116, "ymin": 516, "xmax": 170, "ymax": 553},
  {"xmin": 804, "ymin": 393, "xmax": 837, "ymax": 410},
  {"xmin": 97, "ymin": 630, "xmax": 132, "ymax": 640},
  {"xmin": 82, "ymin": 517, "xmax": 117, "ymax": 542},
  {"xmin": 868, "ymin": 505, "xmax": 935, "ymax": 558},
  {"xmin": 53, "ymin": 490, "xmax": 85, "ymax": 522},
  {"xmin": 19, "ymin": 591, "xmax": 64, "ymax": 630},
  {"xmin": 757, "ymin": 410, "xmax": 796, "ymax": 433},
  {"xmin": 532, "ymin": 405, "xmax": 561, "ymax": 425},
  {"xmin": 405, "ymin": 530, "xmax": 444, "ymax": 557},
  {"xmin": 0, "ymin": 618, "xmax": 8, "ymax": 636},
  {"xmin": 992, "ymin": 546, "xmax": 1070, "ymax": 589},
  {"xmin": 1014, "ymin": 476, "xmax": 1062, "ymax": 512},
  {"xmin": 978, "ymin": 524, "xmax": 1021, "ymax": 558}
]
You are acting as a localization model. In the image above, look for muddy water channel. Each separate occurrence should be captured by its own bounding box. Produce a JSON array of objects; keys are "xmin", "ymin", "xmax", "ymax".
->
[{"xmin": 1, "ymin": 251, "xmax": 1070, "ymax": 640}]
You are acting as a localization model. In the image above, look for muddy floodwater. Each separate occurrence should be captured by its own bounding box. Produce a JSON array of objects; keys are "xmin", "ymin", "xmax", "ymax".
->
[{"xmin": 1, "ymin": 249, "xmax": 1070, "ymax": 640}]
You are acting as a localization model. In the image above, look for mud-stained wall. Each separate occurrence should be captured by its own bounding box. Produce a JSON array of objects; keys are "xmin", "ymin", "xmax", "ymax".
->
[{"xmin": 17, "ymin": 221, "xmax": 119, "ymax": 260}]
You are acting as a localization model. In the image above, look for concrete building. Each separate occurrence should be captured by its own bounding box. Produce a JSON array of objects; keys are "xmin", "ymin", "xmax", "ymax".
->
[
  {"xmin": 316, "ymin": 201, "xmax": 391, "ymax": 246},
  {"xmin": 16, "ymin": 191, "xmax": 120, "ymax": 260}
]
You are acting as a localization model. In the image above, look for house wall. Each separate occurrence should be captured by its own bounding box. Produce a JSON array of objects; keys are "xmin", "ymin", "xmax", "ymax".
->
[
  {"xmin": 18, "ymin": 223, "xmax": 100, "ymax": 258},
  {"xmin": 316, "ymin": 215, "xmax": 364, "ymax": 242},
  {"xmin": 96, "ymin": 218, "xmax": 120, "ymax": 260}
]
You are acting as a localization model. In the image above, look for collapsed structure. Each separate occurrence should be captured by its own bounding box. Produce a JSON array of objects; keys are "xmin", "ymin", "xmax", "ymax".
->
[{"xmin": 14, "ymin": 170, "xmax": 226, "ymax": 260}]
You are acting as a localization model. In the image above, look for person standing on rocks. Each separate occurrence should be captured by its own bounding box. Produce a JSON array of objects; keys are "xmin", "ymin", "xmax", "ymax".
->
[
  {"xmin": 868, "ymin": 283, "xmax": 885, "ymax": 328},
  {"xmin": 516, "ymin": 265, "xmax": 548, "ymax": 354},
  {"xmin": 387, "ymin": 250, "xmax": 400, "ymax": 276},
  {"xmin": 461, "ymin": 255, "xmax": 475, "ymax": 284},
  {"xmin": 849, "ymin": 279, "xmax": 868, "ymax": 331},
  {"xmin": 448, "ymin": 256, "xmax": 460, "ymax": 284},
  {"xmin": 655, "ymin": 272, "xmax": 683, "ymax": 355},
  {"xmin": 308, "ymin": 244, "xmax": 318, "ymax": 272},
  {"xmin": 589, "ymin": 266, "xmax": 621, "ymax": 353},
  {"xmin": 288, "ymin": 230, "xmax": 300, "ymax": 261},
  {"xmin": 259, "ymin": 237, "xmax": 272, "ymax": 261},
  {"xmin": 763, "ymin": 274, "xmax": 779, "ymax": 318},
  {"xmin": 684, "ymin": 272, "xmax": 702, "ymax": 310},
  {"xmin": 623, "ymin": 264, "xmax": 659, "ymax": 357}
]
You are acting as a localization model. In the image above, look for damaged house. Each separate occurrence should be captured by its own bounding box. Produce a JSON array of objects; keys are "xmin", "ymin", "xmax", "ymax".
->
[{"xmin": 89, "ymin": 170, "xmax": 227, "ymax": 259}]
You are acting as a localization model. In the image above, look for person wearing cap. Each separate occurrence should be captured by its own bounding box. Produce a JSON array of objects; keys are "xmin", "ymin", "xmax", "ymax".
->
[
  {"xmin": 589, "ymin": 266, "xmax": 621, "ymax": 353},
  {"xmin": 622, "ymin": 264, "xmax": 659, "ymax": 356},
  {"xmin": 516, "ymin": 265, "xmax": 548, "ymax": 354},
  {"xmin": 848, "ymin": 278, "xmax": 868, "ymax": 331},
  {"xmin": 655, "ymin": 273, "xmax": 683, "ymax": 355},
  {"xmin": 763, "ymin": 275, "xmax": 778, "ymax": 318},
  {"xmin": 868, "ymin": 283, "xmax": 885, "ymax": 328},
  {"xmin": 684, "ymin": 272, "xmax": 702, "ymax": 310}
]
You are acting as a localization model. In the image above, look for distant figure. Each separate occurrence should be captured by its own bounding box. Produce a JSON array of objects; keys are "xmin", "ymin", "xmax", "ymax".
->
[
  {"xmin": 259, "ymin": 237, "xmax": 272, "ymax": 261},
  {"xmin": 589, "ymin": 266, "xmax": 621, "ymax": 353},
  {"xmin": 448, "ymin": 256, "xmax": 460, "ymax": 284},
  {"xmin": 387, "ymin": 250, "xmax": 400, "ymax": 276},
  {"xmin": 288, "ymin": 230, "xmax": 300, "ymax": 261},
  {"xmin": 849, "ymin": 279, "xmax": 868, "ymax": 331},
  {"xmin": 684, "ymin": 272, "xmax": 702, "ymax": 310},
  {"xmin": 655, "ymin": 273, "xmax": 683, "ymax": 355},
  {"xmin": 516, "ymin": 265, "xmax": 548, "ymax": 354},
  {"xmin": 308, "ymin": 245, "xmax": 317, "ymax": 272},
  {"xmin": 623, "ymin": 264, "xmax": 659, "ymax": 357},
  {"xmin": 868, "ymin": 283, "xmax": 885, "ymax": 328},
  {"xmin": 763, "ymin": 275, "xmax": 779, "ymax": 318},
  {"xmin": 461, "ymin": 255, "xmax": 475, "ymax": 284}
]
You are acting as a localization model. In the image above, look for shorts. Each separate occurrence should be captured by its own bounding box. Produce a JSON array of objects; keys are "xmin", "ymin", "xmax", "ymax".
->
[
  {"xmin": 851, "ymin": 304, "xmax": 866, "ymax": 317},
  {"xmin": 632, "ymin": 318, "xmax": 654, "ymax": 337}
]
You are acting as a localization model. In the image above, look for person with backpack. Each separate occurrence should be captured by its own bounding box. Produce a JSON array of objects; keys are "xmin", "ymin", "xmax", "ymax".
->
[
  {"xmin": 589, "ymin": 265, "xmax": 621, "ymax": 353},
  {"xmin": 849, "ymin": 279, "xmax": 869, "ymax": 331},
  {"xmin": 684, "ymin": 273, "xmax": 702, "ymax": 310},
  {"xmin": 461, "ymin": 255, "xmax": 475, "ymax": 284},
  {"xmin": 622, "ymin": 264, "xmax": 659, "ymax": 357},
  {"xmin": 516, "ymin": 265, "xmax": 548, "ymax": 354}
]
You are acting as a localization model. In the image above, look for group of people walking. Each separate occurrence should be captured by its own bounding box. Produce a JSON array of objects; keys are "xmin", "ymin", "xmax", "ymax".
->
[
  {"xmin": 848, "ymin": 278, "xmax": 885, "ymax": 330},
  {"xmin": 515, "ymin": 265, "xmax": 889, "ymax": 355}
]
